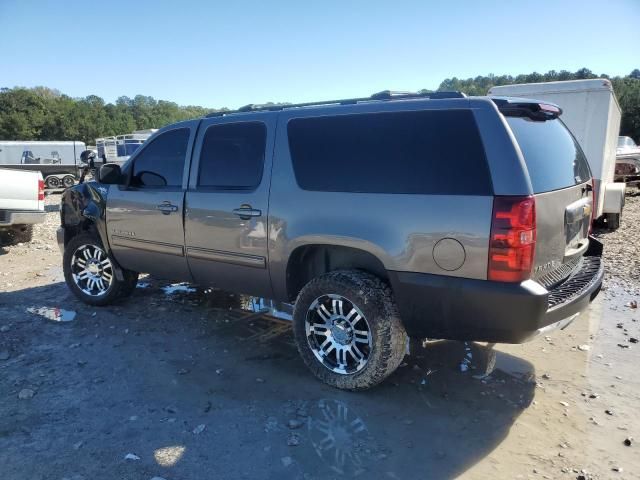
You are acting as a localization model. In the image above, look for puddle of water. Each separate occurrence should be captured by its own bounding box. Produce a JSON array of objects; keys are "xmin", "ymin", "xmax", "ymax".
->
[
  {"xmin": 162, "ymin": 283, "xmax": 197, "ymax": 295},
  {"xmin": 158, "ymin": 282, "xmax": 293, "ymax": 320},
  {"xmin": 27, "ymin": 306, "xmax": 76, "ymax": 322}
]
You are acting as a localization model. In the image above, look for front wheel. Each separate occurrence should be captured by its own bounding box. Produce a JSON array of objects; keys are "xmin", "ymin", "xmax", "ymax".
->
[
  {"xmin": 293, "ymin": 270, "xmax": 407, "ymax": 390},
  {"xmin": 63, "ymin": 233, "xmax": 138, "ymax": 306}
]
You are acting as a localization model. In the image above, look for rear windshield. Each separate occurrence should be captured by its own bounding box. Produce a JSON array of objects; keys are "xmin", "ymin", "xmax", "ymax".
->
[
  {"xmin": 507, "ymin": 117, "xmax": 591, "ymax": 193},
  {"xmin": 288, "ymin": 109, "xmax": 492, "ymax": 195}
]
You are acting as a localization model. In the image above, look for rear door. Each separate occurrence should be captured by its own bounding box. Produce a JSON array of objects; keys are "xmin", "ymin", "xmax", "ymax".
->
[
  {"xmin": 505, "ymin": 116, "xmax": 592, "ymax": 286},
  {"xmin": 184, "ymin": 114, "xmax": 275, "ymax": 298},
  {"xmin": 106, "ymin": 122, "xmax": 197, "ymax": 279}
]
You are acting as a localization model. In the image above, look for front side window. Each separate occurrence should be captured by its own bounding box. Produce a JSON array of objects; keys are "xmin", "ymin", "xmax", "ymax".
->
[
  {"xmin": 198, "ymin": 122, "xmax": 266, "ymax": 189},
  {"xmin": 131, "ymin": 128, "xmax": 190, "ymax": 187}
]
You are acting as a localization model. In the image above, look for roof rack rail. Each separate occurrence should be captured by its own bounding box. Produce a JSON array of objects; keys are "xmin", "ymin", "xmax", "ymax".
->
[
  {"xmin": 205, "ymin": 90, "xmax": 466, "ymax": 118},
  {"xmin": 369, "ymin": 90, "xmax": 466, "ymax": 100}
]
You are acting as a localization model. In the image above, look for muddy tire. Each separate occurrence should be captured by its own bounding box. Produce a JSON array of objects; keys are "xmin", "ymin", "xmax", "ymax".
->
[
  {"xmin": 63, "ymin": 233, "xmax": 138, "ymax": 306},
  {"xmin": 293, "ymin": 270, "xmax": 407, "ymax": 390},
  {"xmin": 0, "ymin": 225, "xmax": 34, "ymax": 246}
]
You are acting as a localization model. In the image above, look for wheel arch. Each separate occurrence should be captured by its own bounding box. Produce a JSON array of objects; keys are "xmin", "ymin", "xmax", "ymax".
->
[
  {"xmin": 60, "ymin": 182, "xmax": 110, "ymax": 252},
  {"xmin": 285, "ymin": 243, "xmax": 389, "ymax": 302}
]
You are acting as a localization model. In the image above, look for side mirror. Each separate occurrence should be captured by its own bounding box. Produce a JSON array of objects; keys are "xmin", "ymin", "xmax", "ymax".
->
[{"xmin": 98, "ymin": 163, "xmax": 124, "ymax": 184}]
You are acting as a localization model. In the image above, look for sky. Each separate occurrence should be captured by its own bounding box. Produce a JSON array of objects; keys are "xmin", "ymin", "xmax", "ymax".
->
[{"xmin": 1, "ymin": 0, "xmax": 638, "ymax": 109}]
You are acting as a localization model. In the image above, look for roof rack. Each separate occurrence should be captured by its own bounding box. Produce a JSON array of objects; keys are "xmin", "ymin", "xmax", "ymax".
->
[{"xmin": 205, "ymin": 90, "xmax": 466, "ymax": 118}]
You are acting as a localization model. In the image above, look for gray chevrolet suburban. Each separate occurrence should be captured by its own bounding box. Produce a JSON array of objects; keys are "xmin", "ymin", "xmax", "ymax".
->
[{"xmin": 57, "ymin": 91, "xmax": 604, "ymax": 390}]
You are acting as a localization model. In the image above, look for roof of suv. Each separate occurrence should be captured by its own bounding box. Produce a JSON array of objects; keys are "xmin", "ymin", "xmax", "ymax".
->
[
  {"xmin": 203, "ymin": 90, "xmax": 562, "ymax": 121},
  {"xmin": 205, "ymin": 90, "xmax": 467, "ymax": 118}
]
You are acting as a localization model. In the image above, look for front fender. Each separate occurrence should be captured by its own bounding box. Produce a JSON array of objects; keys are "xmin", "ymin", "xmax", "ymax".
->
[{"xmin": 60, "ymin": 181, "xmax": 111, "ymax": 253}]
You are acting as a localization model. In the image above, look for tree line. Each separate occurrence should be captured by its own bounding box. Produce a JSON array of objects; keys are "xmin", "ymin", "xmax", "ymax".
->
[
  {"xmin": 0, "ymin": 88, "xmax": 217, "ymax": 145},
  {"xmin": 1, "ymin": 67, "xmax": 639, "ymax": 145}
]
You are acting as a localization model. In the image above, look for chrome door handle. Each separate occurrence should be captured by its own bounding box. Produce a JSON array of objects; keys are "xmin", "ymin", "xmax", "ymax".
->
[
  {"xmin": 232, "ymin": 207, "xmax": 262, "ymax": 219},
  {"xmin": 156, "ymin": 202, "xmax": 178, "ymax": 215}
]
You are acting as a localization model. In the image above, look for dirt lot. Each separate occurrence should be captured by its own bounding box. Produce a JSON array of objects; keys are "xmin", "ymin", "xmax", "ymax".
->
[{"xmin": 1, "ymin": 194, "xmax": 639, "ymax": 480}]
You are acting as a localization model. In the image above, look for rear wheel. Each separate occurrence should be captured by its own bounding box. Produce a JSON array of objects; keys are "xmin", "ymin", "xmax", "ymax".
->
[
  {"xmin": 0, "ymin": 225, "xmax": 33, "ymax": 246},
  {"xmin": 63, "ymin": 233, "xmax": 138, "ymax": 306},
  {"xmin": 45, "ymin": 176, "xmax": 60, "ymax": 189},
  {"xmin": 293, "ymin": 270, "xmax": 407, "ymax": 390},
  {"xmin": 606, "ymin": 212, "xmax": 620, "ymax": 230},
  {"xmin": 62, "ymin": 175, "xmax": 75, "ymax": 188}
]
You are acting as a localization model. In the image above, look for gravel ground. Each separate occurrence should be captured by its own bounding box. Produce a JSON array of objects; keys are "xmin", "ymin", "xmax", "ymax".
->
[
  {"xmin": 595, "ymin": 194, "xmax": 640, "ymax": 296},
  {"xmin": 0, "ymin": 193, "xmax": 638, "ymax": 480}
]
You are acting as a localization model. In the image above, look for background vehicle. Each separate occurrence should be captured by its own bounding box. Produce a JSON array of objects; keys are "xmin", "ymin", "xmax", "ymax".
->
[
  {"xmin": 57, "ymin": 92, "xmax": 603, "ymax": 390},
  {"xmin": 615, "ymin": 156, "xmax": 640, "ymax": 189},
  {"xmin": 96, "ymin": 129, "xmax": 156, "ymax": 165},
  {"xmin": 0, "ymin": 168, "xmax": 45, "ymax": 245},
  {"xmin": 0, "ymin": 141, "xmax": 85, "ymax": 189},
  {"xmin": 617, "ymin": 135, "xmax": 639, "ymax": 154},
  {"xmin": 490, "ymin": 79, "xmax": 625, "ymax": 229}
]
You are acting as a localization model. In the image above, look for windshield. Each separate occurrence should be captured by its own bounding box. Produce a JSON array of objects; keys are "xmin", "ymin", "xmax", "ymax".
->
[{"xmin": 507, "ymin": 117, "xmax": 591, "ymax": 193}]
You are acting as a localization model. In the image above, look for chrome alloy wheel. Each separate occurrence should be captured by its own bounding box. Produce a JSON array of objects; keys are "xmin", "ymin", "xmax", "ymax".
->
[
  {"xmin": 70, "ymin": 244, "xmax": 114, "ymax": 296},
  {"xmin": 305, "ymin": 294, "xmax": 373, "ymax": 375}
]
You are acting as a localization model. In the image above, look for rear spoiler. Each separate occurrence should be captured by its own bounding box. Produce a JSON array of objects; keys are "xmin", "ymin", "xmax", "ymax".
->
[{"xmin": 491, "ymin": 97, "xmax": 562, "ymax": 121}]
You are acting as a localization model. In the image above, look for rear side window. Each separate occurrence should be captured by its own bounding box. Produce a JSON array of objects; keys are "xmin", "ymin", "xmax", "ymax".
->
[
  {"xmin": 198, "ymin": 122, "xmax": 266, "ymax": 189},
  {"xmin": 131, "ymin": 128, "xmax": 190, "ymax": 187},
  {"xmin": 287, "ymin": 110, "xmax": 492, "ymax": 195},
  {"xmin": 506, "ymin": 117, "xmax": 591, "ymax": 193}
]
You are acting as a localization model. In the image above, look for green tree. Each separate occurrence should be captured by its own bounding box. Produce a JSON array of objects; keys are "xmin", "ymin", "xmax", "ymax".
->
[
  {"xmin": 1, "ymin": 68, "xmax": 639, "ymax": 144},
  {"xmin": 437, "ymin": 68, "xmax": 640, "ymax": 141}
]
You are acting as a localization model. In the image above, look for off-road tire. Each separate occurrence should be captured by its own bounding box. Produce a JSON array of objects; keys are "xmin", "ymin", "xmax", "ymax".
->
[
  {"xmin": 0, "ymin": 225, "xmax": 34, "ymax": 246},
  {"xmin": 293, "ymin": 270, "xmax": 407, "ymax": 390},
  {"xmin": 63, "ymin": 233, "xmax": 138, "ymax": 306}
]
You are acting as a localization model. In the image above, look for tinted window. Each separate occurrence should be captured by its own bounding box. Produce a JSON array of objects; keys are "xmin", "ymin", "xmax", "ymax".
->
[
  {"xmin": 507, "ymin": 117, "xmax": 591, "ymax": 193},
  {"xmin": 198, "ymin": 122, "xmax": 266, "ymax": 189},
  {"xmin": 287, "ymin": 110, "xmax": 491, "ymax": 195},
  {"xmin": 131, "ymin": 128, "xmax": 190, "ymax": 187}
]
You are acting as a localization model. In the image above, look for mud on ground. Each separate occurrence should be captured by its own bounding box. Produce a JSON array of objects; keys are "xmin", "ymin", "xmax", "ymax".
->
[{"xmin": 0, "ymin": 194, "xmax": 638, "ymax": 480}]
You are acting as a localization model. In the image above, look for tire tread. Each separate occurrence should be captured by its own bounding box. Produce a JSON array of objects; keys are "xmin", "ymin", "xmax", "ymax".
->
[{"xmin": 293, "ymin": 269, "xmax": 407, "ymax": 390}]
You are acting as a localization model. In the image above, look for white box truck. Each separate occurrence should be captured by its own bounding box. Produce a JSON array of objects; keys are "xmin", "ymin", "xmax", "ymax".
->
[
  {"xmin": 489, "ymin": 79, "xmax": 625, "ymax": 229},
  {"xmin": 0, "ymin": 141, "xmax": 86, "ymax": 189}
]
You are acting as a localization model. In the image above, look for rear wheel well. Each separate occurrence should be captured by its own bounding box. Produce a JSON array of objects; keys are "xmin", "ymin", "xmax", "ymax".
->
[{"xmin": 286, "ymin": 244, "xmax": 388, "ymax": 302}]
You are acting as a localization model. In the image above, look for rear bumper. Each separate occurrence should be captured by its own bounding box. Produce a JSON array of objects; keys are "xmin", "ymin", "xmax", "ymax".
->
[
  {"xmin": 388, "ymin": 238, "xmax": 604, "ymax": 343},
  {"xmin": 0, "ymin": 210, "xmax": 46, "ymax": 227}
]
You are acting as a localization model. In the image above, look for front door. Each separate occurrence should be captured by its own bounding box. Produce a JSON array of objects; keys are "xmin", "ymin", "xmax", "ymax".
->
[
  {"xmin": 184, "ymin": 114, "xmax": 275, "ymax": 298},
  {"xmin": 106, "ymin": 122, "xmax": 197, "ymax": 280}
]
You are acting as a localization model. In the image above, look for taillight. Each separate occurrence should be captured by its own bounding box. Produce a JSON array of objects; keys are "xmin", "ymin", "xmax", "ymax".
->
[
  {"xmin": 488, "ymin": 196, "xmax": 536, "ymax": 282},
  {"xmin": 38, "ymin": 179, "xmax": 45, "ymax": 201}
]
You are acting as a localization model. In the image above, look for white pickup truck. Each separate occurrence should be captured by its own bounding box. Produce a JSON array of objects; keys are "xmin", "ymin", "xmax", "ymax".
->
[{"xmin": 0, "ymin": 168, "xmax": 46, "ymax": 245}]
